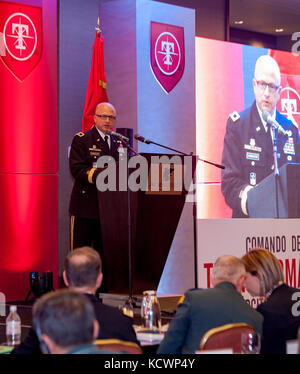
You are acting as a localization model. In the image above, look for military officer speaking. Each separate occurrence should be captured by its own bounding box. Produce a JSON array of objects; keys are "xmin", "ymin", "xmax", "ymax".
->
[
  {"xmin": 69, "ymin": 102, "xmax": 121, "ymax": 290},
  {"xmin": 221, "ymin": 55, "xmax": 300, "ymax": 218}
]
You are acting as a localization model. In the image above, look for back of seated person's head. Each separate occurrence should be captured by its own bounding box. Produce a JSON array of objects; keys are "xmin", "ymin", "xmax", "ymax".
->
[
  {"xmin": 32, "ymin": 289, "xmax": 98, "ymax": 354},
  {"xmin": 63, "ymin": 246, "xmax": 102, "ymax": 288},
  {"xmin": 241, "ymin": 248, "xmax": 284, "ymax": 296},
  {"xmin": 211, "ymin": 255, "xmax": 246, "ymax": 291}
]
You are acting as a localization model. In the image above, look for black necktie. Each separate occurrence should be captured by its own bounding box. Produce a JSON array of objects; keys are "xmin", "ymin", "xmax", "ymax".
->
[{"xmin": 104, "ymin": 135, "xmax": 109, "ymax": 149}]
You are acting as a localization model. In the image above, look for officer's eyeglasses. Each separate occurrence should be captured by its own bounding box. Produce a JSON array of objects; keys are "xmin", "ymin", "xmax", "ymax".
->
[
  {"xmin": 95, "ymin": 114, "xmax": 116, "ymax": 120},
  {"xmin": 256, "ymin": 80, "xmax": 279, "ymax": 94}
]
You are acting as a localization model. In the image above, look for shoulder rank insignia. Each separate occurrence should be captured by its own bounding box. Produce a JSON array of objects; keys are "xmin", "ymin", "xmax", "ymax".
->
[
  {"xmin": 229, "ymin": 111, "xmax": 240, "ymax": 122},
  {"xmin": 75, "ymin": 132, "xmax": 85, "ymax": 137},
  {"xmin": 177, "ymin": 295, "xmax": 185, "ymax": 305}
]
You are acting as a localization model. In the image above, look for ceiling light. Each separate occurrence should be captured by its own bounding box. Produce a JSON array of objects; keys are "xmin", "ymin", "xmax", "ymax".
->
[
  {"xmin": 275, "ymin": 28, "xmax": 284, "ymax": 33},
  {"xmin": 234, "ymin": 20, "xmax": 244, "ymax": 25}
]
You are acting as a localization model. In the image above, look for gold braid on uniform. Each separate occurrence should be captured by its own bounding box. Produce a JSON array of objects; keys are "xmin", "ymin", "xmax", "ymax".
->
[
  {"xmin": 87, "ymin": 168, "xmax": 96, "ymax": 184},
  {"xmin": 70, "ymin": 215, "xmax": 75, "ymax": 251}
]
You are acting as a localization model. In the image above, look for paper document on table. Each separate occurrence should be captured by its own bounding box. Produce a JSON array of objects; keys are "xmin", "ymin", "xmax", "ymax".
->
[
  {"xmin": 134, "ymin": 324, "xmax": 168, "ymax": 346},
  {"xmin": 136, "ymin": 332, "xmax": 165, "ymax": 346}
]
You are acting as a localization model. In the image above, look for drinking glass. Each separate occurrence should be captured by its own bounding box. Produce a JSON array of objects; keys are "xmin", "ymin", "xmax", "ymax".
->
[
  {"xmin": 241, "ymin": 332, "xmax": 261, "ymax": 354},
  {"xmin": 141, "ymin": 290, "xmax": 161, "ymax": 332}
]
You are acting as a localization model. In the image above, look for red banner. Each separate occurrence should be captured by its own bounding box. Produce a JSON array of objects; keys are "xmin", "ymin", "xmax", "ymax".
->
[
  {"xmin": 82, "ymin": 30, "xmax": 108, "ymax": 132},
  {"xmin": 0, "ymin": 1, "xmax": 42, "ymax": 81}
]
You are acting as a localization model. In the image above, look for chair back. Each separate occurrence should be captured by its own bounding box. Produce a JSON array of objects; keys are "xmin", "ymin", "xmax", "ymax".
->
[
  {"xmin": 199, "ymin": 323, "xmax": 255, "ymax": 353},
  {"xmin": 93, "ymin": 339, "xmax": 143, "ymax": 354}
]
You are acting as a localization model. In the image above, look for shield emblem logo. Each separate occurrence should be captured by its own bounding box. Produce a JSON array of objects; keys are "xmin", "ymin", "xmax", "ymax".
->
[
  {"xmin": 278, "ymin": 82, "xmax": 300, "ymax": 134},
  {"xmin": 0, "ymin": 2, "xmax": 42, "ymax": 82},
  {"xmin": 150, "ymin": 21, "xmax": 185, "ymax": 93}
]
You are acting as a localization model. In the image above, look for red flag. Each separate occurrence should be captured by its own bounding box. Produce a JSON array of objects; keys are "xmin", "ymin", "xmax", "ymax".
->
[{"xmin": 82, "ymin": 26, "xmax": 108, "ymax": 132}]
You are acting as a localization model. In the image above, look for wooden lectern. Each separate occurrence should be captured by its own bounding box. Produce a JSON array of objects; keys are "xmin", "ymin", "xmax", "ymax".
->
[
  {"xmin": 97, "ymin": 153, "xmax": 195, "ymax": 294},
  {"xmin": 247, "ymin": 163, "xmax": 300, "ymax": 218}
]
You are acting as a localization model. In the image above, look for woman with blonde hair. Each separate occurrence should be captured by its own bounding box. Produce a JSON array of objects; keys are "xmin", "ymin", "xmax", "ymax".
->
[{"xmin": 242, "ymin": 248, "xmax": 300, "ymax": 354}]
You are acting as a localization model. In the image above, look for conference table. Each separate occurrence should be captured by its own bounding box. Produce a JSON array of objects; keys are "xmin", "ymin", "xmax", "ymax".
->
[{"xmin": 0, "ymin": 301, "xmax": 173, "ymax": 354}]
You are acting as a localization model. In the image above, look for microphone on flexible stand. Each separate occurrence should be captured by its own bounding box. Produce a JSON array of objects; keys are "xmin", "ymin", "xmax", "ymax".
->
[
  {"xmin": 134, "ymin": 133, "xmax": 225, "ymax": 169},
  {"xmin": 262, "ymin": 110, "xmax": 290, "ymax": 137},
  {"xmin": 107, "ymin": 129, "xmax": 129, "ymax": 142},
  {"xmin": 134, "ymin": 134, "xmax": 151, "ymax": 144}
]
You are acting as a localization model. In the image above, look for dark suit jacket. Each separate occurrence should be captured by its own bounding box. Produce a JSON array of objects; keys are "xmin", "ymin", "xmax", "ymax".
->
[
  {"xmin": 11, "ymin": 293, "xmax": 139, "ymax": 354},
  {"xmin": 221, "ymin": 103, "xmax": 300, "ymax": 217},
  {"xmin": 85, "ymin": 294, "xmax": 139, "ymax": 343},
  {"xmin": 69, "ymin": 126, "xmax": 120, "ymax": 219},
  {"xmin": 157, "ymin": 282, "xmax": 263, "ymax": 354},
  {"xmin": 257, "ymin": 283, "xmax": 300, "ymax": 354}
]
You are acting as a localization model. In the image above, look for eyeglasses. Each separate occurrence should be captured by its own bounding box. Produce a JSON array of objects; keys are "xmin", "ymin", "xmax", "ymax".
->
[
  {"xmin": 256, "ymin": 80, "xmax": 280, "ymax": 94},
  {"xmin": 95, "ymin": 114, "xmax": 116, "ymax": 120}
]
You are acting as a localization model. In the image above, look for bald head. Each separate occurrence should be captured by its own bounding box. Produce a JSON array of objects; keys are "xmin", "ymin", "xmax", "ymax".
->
[
  {"xmin": 95, "ymin": 102, "xmax": 116, "ymax": 115},
  {"xmin": 94, "ymin": 102, "xmax": 117, "ymax": 134},
  {"xmin": 63, "ymin": 247, "xmax": 102, "ymax": 288},
  {"xmin": 253, "ymin": 55, "xmax": 281, "ymax": 114},
  {"xmin": 254, "ymin": 55, "xmax": 281, "ymax": 86}
]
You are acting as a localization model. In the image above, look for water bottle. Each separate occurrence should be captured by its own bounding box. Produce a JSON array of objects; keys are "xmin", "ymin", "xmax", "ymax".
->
[{"xmin": 6, "ymin": 305, "xmax": 21, "ymax": 346}]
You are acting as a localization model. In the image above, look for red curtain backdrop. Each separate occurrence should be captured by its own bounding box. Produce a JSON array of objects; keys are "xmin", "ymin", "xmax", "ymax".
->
[
  {"xmin": 0, "ymin": 0, "xmax": 58, "ymax": 301},
  {"xmin": 82, "ymin": 31, "xmax": 108, "ymax": 132}
]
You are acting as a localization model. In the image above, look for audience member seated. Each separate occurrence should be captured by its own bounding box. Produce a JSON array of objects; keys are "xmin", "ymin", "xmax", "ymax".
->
[
  {"xmin": 157, "ymin": 255, "xmax": 263, "ymax": 354},
  {"xmin": 32, "ymin": 289, "xmax": 113, "ymax": 354},
  {"xmin": 12, "ymin": 246, "xmax": 139, "ymax": 354},
  {"xmin": 242, "ymin": 248, "xmax": 300, "ymax": 354}
]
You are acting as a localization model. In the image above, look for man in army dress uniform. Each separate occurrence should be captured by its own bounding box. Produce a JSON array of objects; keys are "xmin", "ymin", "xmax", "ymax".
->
[
  {"xmin": 221, "ymin": 55, "xmax": 300, "ymax": 218},
  {"xmin": 157, "ymin": 256, "xmax": 263, "ymax": 354},
  {"xmin": 69, "ymin": 102, "xmax": 121, "ymax": 288}
]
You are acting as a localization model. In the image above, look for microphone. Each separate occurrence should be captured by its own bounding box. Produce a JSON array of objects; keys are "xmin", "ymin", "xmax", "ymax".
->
[
  {"xmin": 262, "ymin": 110, "xmax": 290, "ymax": 136},
  {"xmin": 134, "ymin": 134, "xmax": 151, "ymax": 144},
  {"xmin": 107, "ymin": 130, "xmax": 129, "ymax": 142}
]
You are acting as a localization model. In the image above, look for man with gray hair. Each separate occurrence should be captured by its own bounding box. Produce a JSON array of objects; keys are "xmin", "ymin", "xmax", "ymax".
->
[
  {"xmin": 221, "ymin": 54, "xmax": 300, "ymax": 218},
  {"xmin": 157, "ymin": 255, "xmax": 263, "ymax": 354}
]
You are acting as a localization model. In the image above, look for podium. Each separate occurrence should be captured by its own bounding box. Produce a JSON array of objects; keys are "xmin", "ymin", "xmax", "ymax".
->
[
  {"xmin": 97, "ymin": 153, "xmax": 195, "ymax": 294},
  {"xmin": 248, "ymin": 163, "xmax": 300, "ymax": 218}
]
